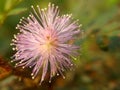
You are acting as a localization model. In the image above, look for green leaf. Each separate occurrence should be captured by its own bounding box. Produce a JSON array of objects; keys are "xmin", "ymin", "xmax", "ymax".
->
[
  {"xmin": 4, "ymin": 0, "xmax": 23, "ymax": 11},
  {"xmin": 107, "ymin": 0, "xmax": 119, "ymax": 7},
  {"xmin": 4, "ymin": 0, "xmax": 13, "ymax": 11},
  {"xmin": 107, "ymin": 30, "xmax": 120, "ymax": 36},
  {"xmin": 0, "ymin": 14, "xmax": 5, "ymax": 25},
  {"xmin": 7, "ymin": 8, "xmax": 27, "ymax": 16},
  {"xmin": 101, "ymin": 22, "xmax": 120, "ymax": 34},
  {"xmin": 0, "ymin": 0, "xmax": 6, "ymax": 13},
  {"xmin": 0, "ymin": 14, "xmax": 3, "ymax": 21},
  {"xmin": 86, "ymin": 6, "xmax": 118, "ymax": 30}
]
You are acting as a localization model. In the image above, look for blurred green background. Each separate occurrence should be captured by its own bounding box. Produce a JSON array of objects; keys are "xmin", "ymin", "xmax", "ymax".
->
[{"xmin": 0, "ymin": 0, "xmax": 120, "ymax": 90}]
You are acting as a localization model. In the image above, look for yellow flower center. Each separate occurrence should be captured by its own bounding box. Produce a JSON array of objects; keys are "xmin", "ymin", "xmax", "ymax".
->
[{"xmin": 42, "ymin": 35, "xmax": 57, "ymax": 53}]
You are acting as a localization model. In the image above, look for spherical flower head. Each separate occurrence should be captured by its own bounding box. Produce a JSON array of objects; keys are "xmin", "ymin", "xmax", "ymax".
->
[{"xmin": 11, "ymin": 3, "xmax": 81, "ymax": 85}]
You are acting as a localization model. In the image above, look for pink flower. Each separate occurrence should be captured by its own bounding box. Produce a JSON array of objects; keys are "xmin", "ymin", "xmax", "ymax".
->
[{"xmin": 11, "ymin": 3, "xmax": 81, "ymax": 84}]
